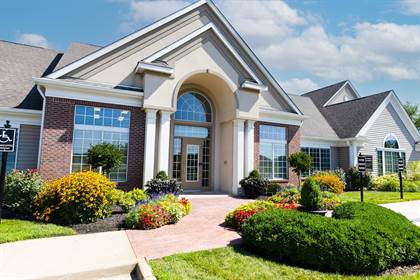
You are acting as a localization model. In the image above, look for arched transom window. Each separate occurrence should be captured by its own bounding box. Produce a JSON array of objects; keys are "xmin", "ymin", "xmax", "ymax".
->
[
  {"xmin": 175, "ymin": 92, "xmax": 211, "ymax": 123},
  {"xmin": 384, "ymin": 134, "xmax": 399, "ymax": 149}
]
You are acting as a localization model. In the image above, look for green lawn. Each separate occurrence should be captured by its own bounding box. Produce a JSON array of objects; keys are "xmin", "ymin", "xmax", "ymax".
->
[
  {"xmin": 339, "ymin": 191, "xmax": 420, "ymax": 204},
  {"xmin": 149, "ymin": 246, "xmax": 418, "ymax": 280},
  {"xmin": 0, "ymin": 219, "xmax": 75, "ymax": 244}
]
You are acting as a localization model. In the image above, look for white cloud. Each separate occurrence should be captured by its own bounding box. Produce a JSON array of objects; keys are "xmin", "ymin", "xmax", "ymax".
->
[
  {"xmin": 279, "ymin": 78, "xmax": 319, "ymax": 94},
  {"xmin": 118, "ymin": 0, "xmax": 420, "ymax": 82},
  {"xmin": 400, "ymin": 0, "xmax": 420, "ymax": 16},
  {"xmin": 16, "ymin": 33, "xmax": 50, "ymax": 48}
]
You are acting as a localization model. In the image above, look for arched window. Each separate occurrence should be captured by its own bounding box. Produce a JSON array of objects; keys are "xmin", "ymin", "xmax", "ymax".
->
[
  {"xmin": 384, "ymin": 134, "xmax": 399, "ymax": 149},
  {"xmin": 175, "ymin": 92, "xmax": 211, "ymax": 123}
]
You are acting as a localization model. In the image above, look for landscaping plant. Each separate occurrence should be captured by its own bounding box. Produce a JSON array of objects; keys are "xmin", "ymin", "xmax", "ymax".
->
[
  {"xmin": 239, "ymin": 169, "xmax": 268, "ymax": 199},
  {"xmin": 241, "ymin": 202, "xmax": 420, "ymax": 275},
  {"xmin": 321, "ymin": 191, "xmax": 342, "ymax": 210},
  {"xmin": 299, "ymin": 177, "xmax": 323, "ymax": 211},
  {"xmin": 87, "ymin": 143, "xmax": 123, "ymax": 174},
  {"xmin": 371, "ymin": 174, "xmax": 419, "ymax": 192},
  {"xmin": 344, "ymin": 167, "xmax": 372, "ymax": 191},
  {"xmin": 34, "ymin": 171, "xmax": 116, "ymax": 224},
  {"xmin": 312, "ymin": 173, "xmax": 344, "ymax": 194},
  {"xmin": 267, "ymin": 188, "xmax": 300, "ymax": 205},
  {"xmin": 288, "ymin": 152, "xmax": 311, "ymax": 188},
  {"xmin": 225, "ymin": 200, "xmax": 276, "ymax": 229},
  {"xmin": 145, "ymin": 171, "xmax": 182, "ymax": 197},
  {"xmin": 110, "ymin": 188, "xmax": 147, "ymax": 212},
  {"xmin": 4, "ymin": 169, "xmax": 42, "ymax": 216}
]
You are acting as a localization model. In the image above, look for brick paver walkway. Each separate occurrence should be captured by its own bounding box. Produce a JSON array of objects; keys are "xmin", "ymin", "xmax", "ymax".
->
[{"xmin": 126, "ymin": 195, "xmax": 250, "ymax": 259}]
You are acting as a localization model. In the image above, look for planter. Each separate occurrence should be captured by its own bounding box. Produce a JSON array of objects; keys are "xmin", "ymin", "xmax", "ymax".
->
[{"xmin": 308, "ymin": 210, "xmax": 328, "ymax": 216}]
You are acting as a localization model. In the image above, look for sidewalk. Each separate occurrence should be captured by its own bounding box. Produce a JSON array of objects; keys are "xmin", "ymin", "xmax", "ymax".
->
[
  {"xmin": 0, "ymin": 231, "xmax": 137, "ymax": 280},
  {"xmin": 381, "ymin": 200, "xmax": 420, "ymax": 226}
]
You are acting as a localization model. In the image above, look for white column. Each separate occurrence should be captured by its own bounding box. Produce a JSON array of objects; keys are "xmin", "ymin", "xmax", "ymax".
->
[
  {"xmin": 143, "ymin": 109, "xmax": 158, "ymax": 184},
  {"xmin": 349, "ymin": 144, "xmax": 358, "ymax": 167},
  {"xmin": 157, "ymin": 110, "xmax": 172, "ymax": 174},
  {"xmin": 244, "ymin": 120, "xmax": 255, "ymax": 176},
  {"xmin": 232, "ymin": 119, "xmax": 245, "ymax": 195}
]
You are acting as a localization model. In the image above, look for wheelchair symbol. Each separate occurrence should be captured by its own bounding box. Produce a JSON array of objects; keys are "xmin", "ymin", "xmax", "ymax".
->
[{"xmin": 0, "ymin": 130, "xmax": 12, "ymax": 144}]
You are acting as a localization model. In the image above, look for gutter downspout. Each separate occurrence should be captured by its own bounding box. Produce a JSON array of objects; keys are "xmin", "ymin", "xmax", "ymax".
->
[{"xmin": 36, "ymin": 84, "xmax": 46, "ymax": 170}]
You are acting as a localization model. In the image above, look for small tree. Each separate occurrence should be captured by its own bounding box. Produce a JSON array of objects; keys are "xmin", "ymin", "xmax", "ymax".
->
[
  {"xmin": 87, "ymin": 143, "xmax": 123, "ymax": 175},
  {"xmin": 288, "ymin": 152, "xmax": 312, "ymax": 188},
  {"xmin": 300, "ymin": 177, "xmax": 323, "ymax": 211}
]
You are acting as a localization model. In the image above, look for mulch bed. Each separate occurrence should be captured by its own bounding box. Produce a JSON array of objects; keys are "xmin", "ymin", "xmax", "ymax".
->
[
  {"xmin": 71, "ymin": 213, "xmax": 126, "ymax": 234},
  {"xmin": 381, "ymin": 265, "xmax": 420, "ymax": 276}
]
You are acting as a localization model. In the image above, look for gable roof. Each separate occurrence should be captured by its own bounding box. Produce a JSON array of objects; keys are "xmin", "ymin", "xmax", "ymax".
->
[
  {"xmin": 54, "ymin": 42, "xmax": 101, "ymax": 71},
  {"xmin": 302, "ymin": 80, "xmax": 348, "ymax": 108},
  {"xmin": 316, "ymin": 91, "xmax": 391, "ymax": 138},
  {"xmin": 289, "ymin": 94, "xmax": 338, "ymax": 139},
  {"xmin": 0, "ymin": 40, "xmax": 61, "ymax": 110},
  {"xmin": 45, "ymin": 0, "xmax": 302, "ymax": 115}
]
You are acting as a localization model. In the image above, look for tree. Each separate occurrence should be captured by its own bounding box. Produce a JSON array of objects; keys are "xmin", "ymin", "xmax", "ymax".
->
[
  {"xmin": 288, "ymin": 152, "xmax": 312, "ymax": 188},
  {"xmin": 403, "ymin": 102, "xmax": 420, "ymax": 129},
  {"xmin": 87, "ymin": 143, "xmax": 123, "ymax": 175}
]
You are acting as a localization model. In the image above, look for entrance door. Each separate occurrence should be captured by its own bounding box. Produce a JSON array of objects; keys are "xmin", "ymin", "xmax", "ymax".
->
[{"xmin": 181, "ymin": 138, "xmax": 203, "ymax": 189}]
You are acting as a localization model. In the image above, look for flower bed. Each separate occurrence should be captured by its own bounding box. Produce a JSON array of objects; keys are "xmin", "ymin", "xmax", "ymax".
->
[{"xmin": 125, "ymin": 194, "xmax": 192, "ymax": 230}]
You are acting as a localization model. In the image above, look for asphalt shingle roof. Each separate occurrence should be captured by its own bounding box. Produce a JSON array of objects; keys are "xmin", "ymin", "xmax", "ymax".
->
[
  {"xmin": 0, "ymin": 41, "xmax": 61, "ymax": 109},
  {"xmin": 0, "ymin": 41, "xmax": 101, "ymax": 110},
  {"xmin": 289, "ymin": 94, "xmax": 338, "ymax": 139},
  {"xmin": 302, "ymin": 80, "xmax": 347, "ymax": 108},
  {"xmin": 316, "ymin": 91, "xmax": 390, "ymax": 138}
]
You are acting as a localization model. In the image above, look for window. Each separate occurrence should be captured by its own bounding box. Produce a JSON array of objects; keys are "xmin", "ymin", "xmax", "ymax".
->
[
  {"xmin": 384, "ymin": 134, "xmax": 399, "ymax": 149},
  {"xmin": 175, "ymin": 92, "xmax": 211, "ymax": 123},
  {"xmin": 377, "ymin": 134, "xmax": 405, "ymax": 176},
  {"xmin": 301, "ymin": 147, "xmax": 331, "ymax": 176},
  {"xmin": 172, "ymin": 138, "xmax": 182, "ymax": 180},
  {"xmin": 72, "ymin": 105, "xmax": 130, "ymax": 182},
  {"xmin": 259, "ymin": 125, "xmax": 288, "ymax": 180}
]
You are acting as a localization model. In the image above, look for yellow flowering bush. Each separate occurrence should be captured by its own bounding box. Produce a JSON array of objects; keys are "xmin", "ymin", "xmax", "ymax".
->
[
  {"xmin": 34, "ymin": 171, "xmax": 116, "ymax": 224},
  {"xmin": 312, "ymin": 173, "xmax": 345, "ymax": 194}
]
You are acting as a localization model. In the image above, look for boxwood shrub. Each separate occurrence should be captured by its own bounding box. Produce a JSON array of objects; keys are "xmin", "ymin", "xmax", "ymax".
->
[{"xmin": 241, "ymin": 202, "xmax": 420, "ymax": 275}]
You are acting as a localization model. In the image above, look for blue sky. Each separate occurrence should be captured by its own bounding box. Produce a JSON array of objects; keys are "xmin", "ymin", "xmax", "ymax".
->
[{"xmin": 1, "ymin": 0, "xmax": 419, "ymax": 103}]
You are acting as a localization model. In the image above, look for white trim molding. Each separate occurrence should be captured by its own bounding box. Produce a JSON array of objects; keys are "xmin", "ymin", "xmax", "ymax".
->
[
  {"xmin": 136, "ymin": 62, "xmax": 174, "ymax": 76},
  {"xmin": 323, "ymin": 80, "xmax": 361, "ymax": 107},
  {"xmin": 144, "ymin": 23, "xmax": 264, "ymax": 86},
  {"xmin": 34, "ymin": 77, "xmax": 144, "ymax": 107},
  {"xmin": 0, "ymin": 107, "xmax": 42, "ymax": 126},
  {"xmin": 45, "ymin": 0, "xmax": 302, "ymax": 115},
  {"xmin": 241, "ymin": 81, "xmax": 267, "ymax": 92},
  {"xmin": 356, "ymin": 91, "xmax": 420, "ymax": 142},
  {"xmin": 258, "ymin": 107, "xmax": 307, "ymax": 126}
]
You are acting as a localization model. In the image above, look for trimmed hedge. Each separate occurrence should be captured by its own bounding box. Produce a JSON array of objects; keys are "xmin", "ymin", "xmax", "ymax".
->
[{"xmin": 241, "ymin": 202, "xmax": 420, "ymax": 274}]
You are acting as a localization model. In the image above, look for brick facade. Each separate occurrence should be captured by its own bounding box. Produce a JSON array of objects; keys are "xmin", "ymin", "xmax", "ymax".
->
[
  {"xmin": 254, "ymin": 121, "xmax": 301, "ymax": 186},
  {"xmin": 39, "ymin": 97, "xmax": 145, "ymax": 189}
]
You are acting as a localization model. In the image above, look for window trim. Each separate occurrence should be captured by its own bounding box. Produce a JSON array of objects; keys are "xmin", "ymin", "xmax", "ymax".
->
[
  {"xmin": 376, "ymin": 147, "xmax": 406, "ymax": 176},
  {"xmin": 71, "ymin": 105, "xmax": 131, "ymax": 182},
  {"xmin": 259, "ymin": 125, "xmax": 288, "ymax": 180},
  {"xmin": 301, "ymin": 146, "xmax": 331, "ymax": 177}
]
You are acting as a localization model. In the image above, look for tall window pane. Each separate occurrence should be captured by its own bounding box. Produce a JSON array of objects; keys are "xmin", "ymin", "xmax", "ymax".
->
[
  {"xmin": 301, "ymin": 147, "xmax": 331, "ymax": 176},
  {"xmin": 377, "ymin": 150, "xmax": 383, "ymax": 176},
  {"xmin": 259, "ymin": 125, "xmax": 287, "ymax": 179},
  {"xmin": 72, "ymin": 105, "xmax": 130, "ymax": 182}
]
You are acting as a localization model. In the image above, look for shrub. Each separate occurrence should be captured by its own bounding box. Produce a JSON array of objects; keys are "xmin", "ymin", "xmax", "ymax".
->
[
  {"xmin": 407, "ymin": 161, "xmax": 420, "ymax": 181},
  {"xmin": 266, "ymin": 182, "xmax": 281, "ymax": 195},
  {"xmin": 128, "ymin": 188, "xmax": 147, "ymax": 203},
  {"xmin": 239, "ymin": 170, "xmax": 268, "ymax": 199},
  {"xmin": 87, "ymin": 143, "xmax": 123, "ymax": 174},
  {"xmin": 267, "ymin": 189, "xmax": 300, "ymax": 204},
  {"xmin": 34, "ymin": 171, "xmax": 115, "ymax": 224},
  {"xmin": 225, "ymin": 200, "xmax": 276, "ymax": 228},
  {"xmin": 145, "ymin": 172, "xmax": 182, "ymax": 197},
  {"xmin": 110, "ymin": 188, "xmax": 147, "ymax": 213},
  {"xmin": 126, "ymin": 204, "xmax": 170, "ymax": 229},
  {"xmin": 371, "ymin": 174, "xmax": 419, "ymax": 192},
  {"xmin": 322, "ymin": 191, "xmax": 342, "ymax": 210},
  {"xmin": 288, "ymin": 152, "xmax": 312, "ymax": 187},
  {"xmin": 299, "ymin": 178, "xmax": 323, "ymax": 211},
  {"xmin": 4, "ymin": 169, "xmax": 42, "ymax": 216},
  {"xmin": 345, "ymin": 167, "xmax": 372, "ymax": 191},
  {"xmin": 242, "ymin": 203, "xmax": 420, "ymax": 274},
  {"xmin": 248, "ymin": 169, "xmax": 260, "ymax": 178},
  {"xmin": 312, "ymin": 173, "xmax": 344, "ymax": 194}
]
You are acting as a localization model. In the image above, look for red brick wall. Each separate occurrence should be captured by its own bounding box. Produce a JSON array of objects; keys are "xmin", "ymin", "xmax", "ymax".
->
[
  {"xmin": 254, "ymin": 121, "xmax": 301, "ymax": 186},
  {"xmin": 39, "ymin": 97, "xmax": 145, "ymax": 190}
]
